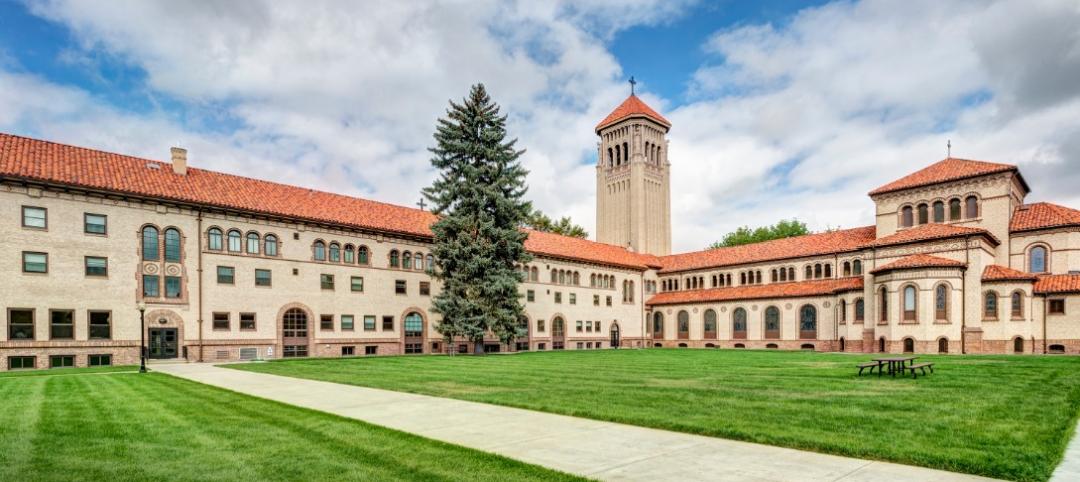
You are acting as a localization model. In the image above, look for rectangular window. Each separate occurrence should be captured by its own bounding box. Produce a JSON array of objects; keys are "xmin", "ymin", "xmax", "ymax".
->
[
  {"xmin": 213, "ymin": 312, "xmax": 230, "ymax": 330},
  {"xmin": 217, "ymin": 266, "xmax": 235, "ymax": 284},
  {"xmin": 240, "ymin": 313, "xmax": 256, "ymax": 331},
  {"xmin": 342, "ymin": 346, "xmax": 355, "ymax": 356},
  {"xmin": 527, "ymin": 290, "xmax": 535, "ymax": 302},
  {"xmin": 85, "ymin": 256, "xmax": 108, "ymax": 277},
  {"xmin": 569, "ymin": 293, "xmax": 576, "ymax": 305},
  {"xmin": 50, "ymin": 310, "xmax": 74, "ymax": 340},
  {"xmin": 585, "ymin": 321, "xmax": 592, "ymax": 332},
  {"xmin": 537, "ymin": 319, "xmax": 545, "ymax": 332},
  {"xmin": 365, "ymin": 345, "xmax": 378, "ymax": 355},
  {"xmin": 321, "ymin": 314, "xmax": 334, "ymax": 330},
  {"xmin": 555, "ymin": 292, "xmax": 562, "ymax": 303},
  {"xmin": 593, "ymin": 295, "xmax": 600, "ymax": 306},
  {"xmin": 321, "ymin": 274, "xmax": 335, "ymax": 290},
  {"xmin": 143, "ymin": 275, "xmax": 160, "ymax": 297},
  {"xmin": 576, "ymin": 320, "xmax": 583, "ymax": 332},
  {"xmin": 255, "ymin": 269, "xmax": 272, "ymax": 287},
  {"xmin": 364, "ymin": 315, "xmax": 376, "ymax": 331},
  {"xmin": 21, "ymin": 206, "xmax": 46, "ymax": 229},
  {"xmin": 84, "ymin": 213, "xmax": 107, "ymax": 234},
  {"xmin": 49, "ymin": 355, "xmax": 74, "ymax": 369},
  {"xmin": 22, "ymin": 252, "xmax": 48, "ymax": 273},
  {"xmin": 88, "ymin": 354, "xmax": 112, "ymax": 367},
  {"xmin": 283, "ymin": 345, "xmax": 308, "ymax": 358},
  {"xmin": 8, "ymin": 309, "xmax": 34, "ymax": 340},
  {"xmin": 8, "ymin": 356, "xmax": 36, "ymax": 370},
  {"xmin": 341, "ymin": 315, "xmax": 355, "ymax": 331},
  {"xmin": 351, "ymin": 276, "xmax": 364, "ymax": 292},
  {"xmin": 577, "ymin": 342, "xmax": 584, "ymax": 350},
  {"xmin": 1050, "ymin": 299, "xmax": 1066, "ymax": 314},
  {"xmin": 165, "ymin": 276, "xmax": 182, "ymax": 298},
  {"xmin": 395, "ymin": 280, "xmax": 406, "ymax": 295},
  {"xmin": 420, "ymin": 281, "xmax": 430, "ymax": 296},
  {"xmin": 88, "ymin": 311, "xmax": 111, "ymax": 339},
  {"xmin": 606, "ymin": 296, "xmax": 612, "ymax": 307},
  {"xmin": 382, "ymin": 316, "xmax": 394, "ymax": 331}
]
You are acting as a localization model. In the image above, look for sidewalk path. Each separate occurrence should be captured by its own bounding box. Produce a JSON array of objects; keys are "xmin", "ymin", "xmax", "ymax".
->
[
  {"xmin": 1051, "ymin": 419, "xmax": 1080, "ymax": 481},
  {"xmin": 154, "ymin": 363, "xmax": 997, "ymax": 482}
]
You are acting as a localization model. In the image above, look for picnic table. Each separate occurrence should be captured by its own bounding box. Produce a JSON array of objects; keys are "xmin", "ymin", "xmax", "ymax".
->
[{"xmin": 872, "ymin": 356, "xmax": 917, "ymax": 377}]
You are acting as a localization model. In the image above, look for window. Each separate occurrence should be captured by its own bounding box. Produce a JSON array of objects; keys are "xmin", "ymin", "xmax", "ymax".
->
[
  {"xmin": 213, "ymin": 312, "xmax": 230, "ymax": 330},
  {"xmin": 426, "ymin": 254, "xmax": 435, "ymax": 272},
  {"xmin": 1049, "ymin": 299, "xmax": 1066, "ymax": 314},
  {"xmin": 227, "ymin": 230, "xmax": 242, "ymax": 253},
  {"xmin": 606, "ymin": 296, "xmax": 612, "ymax": 307},
  {"xmin": 255, "ymin": 269, "xmax": 272, "ymax": 286},
  {"xmin": 22, "ymin": 206, "xmax": 47, "ymax": 228},
  {"xmin": 839, "ymin": 299, "xmax": 847, "ymax": 322},
  {"xmin": 576, "ymin": 320, "xmax": 583, "ymax": 332},
  {"xmin": 879, "ymin": 288, "xmax": 888, "ymax": 322},
  {"xmin": 389, "ymin": 250, "xmax": 399, "ymax": 268},
  {"xmin": 932, "ymin": 201, "xmax": 944, "ymax": 223},
  {"xmin": 165, "ymin": 276, "xmax": 181, "ymax": 298},
  {"xmin": 246, "ymin": 232, "xmax": 260, "ymax": 254},
  {"xmin": 901, "ymin": 206, "xmax": 913, "ymax": 227},
  {"xmin": 240, "ymin": 313, "xmax": 256, "ymax": 330},
  {"xmin": 364, "ymin": 315, "xmax": 376, "ymax": 331},
  {"xmin": 282, "ymin": 309, "xmax": 307, "ymax": 338},
  {"xmin": 89, "ymin": 354, "xmax": 111, "ymax": 367},
  {"xmin": 84, "ymin": 213, "xmax": 107, "ymax": 234},
  {"xmin": 321, "ymin": 274, "xmax": 335, "ymax": 290},
  {"xmin": 420, "ymin": 281, "xmax": 431, "ymax": 296},
  {"xmin": 593, "ymin": 294, "xmax": 600, "ymax": 306},
  {"xmin": 86, "ymin": 311, "xmax": 111, "ymax": 339},
  {"xmin": 49, "ymin": 310, "xmax": 74, "ymax": 339},
  {"xmin": 365, "ymin": 346, "xmax": 378, "ymax": 355},
  {"xmin": 855, "ymin": 298, "xmax": 865, "ymax": 322},
  {"xmin": 765, "ymin": 306, "xmax": 780, "ymax": 338},
  {"xmin": 935, "ymin": 285, "xmax": 948, "ymax": 321},
  {"xmin": 143, "ymin": 275, "xmax": 160, "ymax": 297},
  {"xmin": 383, "ymin": 316, "xmax": 394, "ymax": 331},
  {"xmin": 917, "ymin": 204, "xmax": 928, "ymax": 224},
  {"xmin": 732, "ymin": 308, "xmax": 747, "ymax": 338},
  {"xmin": 329, "ymin": 243, "xmax": 341, "ymax": 262},
  {"xmin": 799, "ymin": 305, "xmax": 817, "ymax": 338},
  {"xmin": 313, "ymin": 241, "xmax": 326, "ymax": 261},
  {"xmin": 22, "ymin": 252, "xmax": 48, "ymax": 273},
  {"xmin": 403, "ymin": 252, "xmax": 412, "ymax": 270},
  {"xmin": 984, "ymin": 292, "xmax": 998, "ymax": 320},
  {"xmin": 217, "ymin": 266, "xmax": 235, "ymax": 284},
  {"xmin": 853, "ymin": 260, "xmax": 862, "ymax": 275},
  {"xmin": 569, "ymin": 292, "xmax": 577, "ymax": 304},
  {"xmin": 85, "ymin": 256, "xmax": 108, "ymax": 277},
  {"xmin": 1030, "ymin": 246, "xmax": 1048, "ymax": 273},
  {"xmin": 903, "ymin": 285, "xmax": 917, "ymax": 322},
  {"xmin": 8, "ymin": 309, "xmax": 34, "ymax": 340},
  {"xmin": 283, "ymin": 345, "xmax": 308, "ymax": 358},
  {"xmin": 320, "ymin": 314, "xmax": 334, "ymax": 330},
  {"xmin": 537, "ymin": 319, "xmax": 546, "ymax": 332},
  {"xmin": 395, "ymin": 280, "xmax": 406, "ymax": 294},
  {"xmin": 208, "ymin": 228, "xmax": 223, "ymax": 250},
  {"xmin": 8, "ymin": 356, "xmax": 35, "ymax": 370},
  {"xmin": 341, "ymin": 315, "xmax": 354, "ymax": 331},
  {"xmin": 938, "ymin": 338, "xmax": 949, "ymax": 353},
  {"xmin": 1011, "ymin": 292, "xmax": 1023, "ymax": 318},
  {"xmin": 351, "ymin": 276, "xmax": 364, "ymax": 292},
  {"xmin": 704, "ymin": 309, "xmax": 717, "ymax": 337},
  {"xmin": 343, "ymin": 244, "xmax": 354, "ymax": 263},
  {"xmin": 160, "ymin": 228, "xmax": 181, "ymax": 262},
  {"xmin": 555, "ymin": 292, "xmax": 562, "ymax": 303},
  {"xmin": 414, "ymin": 253, "xmax": 423, "ymax": 270},
  {"xmin": 265, "ymin": 234, "xmax": 278, "ymax": 256},
  {"xmin": 50, "ymin": 355, "xmax": 74, "ymax": 369},
  {"xmin": 966, "ymin": 196, "xmax": 979, "ymax": 218},
  {"xmin": 341, "ymin": 346, "xmax": 355, "ymax": 356},
  {"xmin": 142, "ymin": 226, "xmax": 161, "ymax": 260},
  {"xmin": 356, "ymin": 246, "xmax": 369, "ymax": 265},
  {"xmin": 526, "ymin": 289, "xmax": 535, "ymax": 302},
  {"xmin": 949, "ymin": 198, "xmax": 961, "ymax": 220},
  {"xmin": 676, "ymin": 311, "xmax": 690, "ymax": 338}
]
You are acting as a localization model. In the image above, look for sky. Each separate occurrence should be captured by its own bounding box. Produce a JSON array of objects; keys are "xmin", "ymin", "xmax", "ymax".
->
[{"xmin": 1, "ymin": 0, "xmax": 1079, "ymax": 253}]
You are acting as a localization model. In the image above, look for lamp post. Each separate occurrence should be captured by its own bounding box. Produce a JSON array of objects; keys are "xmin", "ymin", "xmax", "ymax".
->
[{"xmin": 137, "ymin": 301, "xmax": 147, "ymax": 373}]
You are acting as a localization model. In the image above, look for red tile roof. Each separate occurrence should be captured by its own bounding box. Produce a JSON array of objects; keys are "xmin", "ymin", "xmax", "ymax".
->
[
  {"xmin": 645, "ymin": 277, "xmax": 863, "ymax": 306},
  {"xmin": 595, "ymin": 95, "xmax": 671, "ymax": 133},
  {"xmin": 868, "ymin": 223, "xmax": 998, "ymax": 247},
  {"xmin": 870, "ymin": 254, "xmax": 965, "ymax": 274},
  {"xmin": 982, "ymin": 265, "xmax": 1038, "ymax": 282},
  {"xmin": 868, "ymin": 158, "xmax": 1019, "ymax": 196},
  {"xmin": 0, "ymin": 132, "xmax": 655, "ymax": 270},
  {"xmin": 1035, "ymin": 274, "xmax": 1080, "ymax": 294},
  {"xmin": 657, "ymin": 226, "xmax": 877, "ymax": 274},
  {"xmin": 1010, "ymin": 202, "xmax": 1080, "ymax": 233}
]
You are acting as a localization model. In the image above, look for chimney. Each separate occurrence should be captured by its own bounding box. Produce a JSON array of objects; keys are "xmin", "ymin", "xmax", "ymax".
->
[{"xmin": 170, "ymin": 147, "xmax": 188, "ymax": 175}]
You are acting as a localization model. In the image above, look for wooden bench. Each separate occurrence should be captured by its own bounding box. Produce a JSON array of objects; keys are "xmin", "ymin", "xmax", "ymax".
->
[
  {"xmin": 857, "ymin": 361, "xmax": 880, "ymax": 375},
  {"xmin": 908, "ymin": 362, "xmax": 934, "ymax": 379}
]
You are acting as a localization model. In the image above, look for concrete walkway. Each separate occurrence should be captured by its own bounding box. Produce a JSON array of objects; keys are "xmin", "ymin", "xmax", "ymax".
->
[
  {"xmin": 1051, "ymin": 419, "xmax": 1080, "ymax": 481},
  {"xmin": 154, "ymin": 363, "xmax": 996, "ymax": 482}
]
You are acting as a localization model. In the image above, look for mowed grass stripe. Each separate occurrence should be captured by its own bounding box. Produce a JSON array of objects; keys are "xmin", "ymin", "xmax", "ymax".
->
[{"xmin": 233, "ymin": 349, "xmax": 1080, "ymax": 481}]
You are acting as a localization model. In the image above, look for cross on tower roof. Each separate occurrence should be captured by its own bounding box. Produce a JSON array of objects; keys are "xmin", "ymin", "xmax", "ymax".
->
[
  {"xmin": 417, "ymin": 198, "xmax": 427, "ymax": 211},
  {"xmin": 629, "ymin": 76, "xmax": 636, "ymax": 95}
]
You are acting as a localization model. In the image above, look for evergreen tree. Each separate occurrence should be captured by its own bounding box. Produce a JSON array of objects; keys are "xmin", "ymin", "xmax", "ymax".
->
[{"xmin": 423, "ymin": 84, "xmax": 532, "ymax": 354}]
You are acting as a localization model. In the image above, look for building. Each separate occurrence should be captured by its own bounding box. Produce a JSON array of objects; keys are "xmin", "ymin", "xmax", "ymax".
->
[{"xmin": 3, "ymin": 94, "xmax": 1080, "ymax": 370}]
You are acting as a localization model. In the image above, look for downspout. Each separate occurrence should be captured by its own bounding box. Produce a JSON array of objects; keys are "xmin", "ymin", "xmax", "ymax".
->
[
  {"xmin": 961, "ymin": 235, "xmax": 970, "ymax": 354},
  {"xmin": 1042, "ymin": 295, "xmax": 1048, "ymax": 354},
  {"xmin": 197, "ymin": 211, "xmax": 204, "ymax": 362}
]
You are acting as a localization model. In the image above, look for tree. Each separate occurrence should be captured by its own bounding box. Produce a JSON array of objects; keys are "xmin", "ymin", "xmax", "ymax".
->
[
  {"xmin": 423, "ymin": 84, "xmax": 532, "ymax": 354},
  {"xmin": 524, "ymin": 208, "xmax": 588, "ymax": 238},
  {"xmin": 708, "ymin": 219, "xmax": 810, "ymax": 249}
]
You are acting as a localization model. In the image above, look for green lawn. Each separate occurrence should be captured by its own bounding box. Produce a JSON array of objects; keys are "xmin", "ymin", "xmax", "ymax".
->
[
  {"xmin": 232, "ymin": 349, "xmax": 1080, "ymax": 481},
  {"xmin": 0, "ymin": 368, "xmax": 583, "ymax": 482}
]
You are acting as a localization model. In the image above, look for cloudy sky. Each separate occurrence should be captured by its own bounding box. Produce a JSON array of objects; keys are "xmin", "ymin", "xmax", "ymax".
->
[{"xmin": 1, "ymin": 0, "xmax": 1079, "ymax": 252}]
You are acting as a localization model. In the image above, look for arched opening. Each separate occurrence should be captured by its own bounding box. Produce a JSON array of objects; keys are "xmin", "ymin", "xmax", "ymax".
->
[
  {"xmin": 764, "ymin": 306, "xmax": 780, "ymax": 339},
  {"xmin": 935, "ymin": 284, "xmax": 949, "ymax": 321},
  {"xmin": 705, "ymin": 343, "xmax": 716, "ymax": 348},
  {"xmin": 552, "ymin": 317, "xmax": 566, "ymax": 350},
  {"xmin": 902, "ymin": 285, "xmax": 917, "ymax": 322},
  {"xmin": 1029, "ymin": 246, "xmax": 1048, "ymax": 273},
  {"xmin": 1049, "ymin": 344, "xmax": 1066, "ymax": 354},
  {"xmin": 766, "ymin": 343, "xmax": 778, "ymax": 349},
  {"xmin": 801, "ymin": 344, "xmax": 815, "ymax": 351},
  {"xmin": 142, "ymin": 225, "xmax": 160, "ymax": 260},
  {"xmin": 902, "ymin": 337, "xmax": 915, "ymax": 353},
  {"xmin": 938, "ymin": 338, "xmax": 949, "ymax": 353},
  {"xmin": 965, "ymin": 195, "xmax": 979, "ymax": 218},
  {"xmin": 878, "ymin": 336, "xmax": 887, "ymax": 353},
  {"xmin": 678, "ymin": 343, "xmax": 688, "ymax": 348},
  {"xmin": 799, "ymin": 305, "xmax": 817, "ymax": 339},
  {"xmin": 839, "ymin": 337, "xmax": 846, "ymax": 352},
  {"xmin": 403, "ymin": 312, "xmax": 424, "ymax": 354},
  {"xmin": 734, "ymin": 343, "xmax": 745, "ymax": 348},
  {"xmin": 932, "ymin": 201, "xmax": 944, "ymax": 222},
  {"xmin": 282, "ymin": 308, "xmax": 309, "ymax": 358},
  {"xmin": 917, "ymin": 203, "xmax": 928, "ymax": 224},
  {"xmin": 703, "ymin": 309, "xmax": 718, "ymax": 339},
  {"xmin": 677, "ymin": 311, "xmax": 690, "ymax": 339},
  {"xmin": 652, "ymin": 312, "xmax": 664, "ymax": 338},
  {"xmin": 901, "ymin": 206, "xmax": 913, "ymax": 227},
  {"xmin": 610, "ymin": 323, "xmax": 621, "ymax": 349},
  {"xmin": 732, "ymin": 308, "xmax": 747, "ymax": 339},
  {"xmin": 1013, "ymin": 337, "xmax": 1024, "ymax": 354},
  {"xmin": 949, "ymin": 198, "xmax": 961, "ymax": 220},
  {"xmin": 653, "ymin": 343, "xmax": 663, "ymax": 348}
]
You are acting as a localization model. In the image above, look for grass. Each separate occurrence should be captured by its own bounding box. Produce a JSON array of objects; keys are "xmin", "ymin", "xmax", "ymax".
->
[
  {"xmin": 0, "ymin": 368, "xmax": 584, "ymax": 482},
  {"xmin": 232, "ymin": 349, "xmax": 1080, "ymax": 481}
]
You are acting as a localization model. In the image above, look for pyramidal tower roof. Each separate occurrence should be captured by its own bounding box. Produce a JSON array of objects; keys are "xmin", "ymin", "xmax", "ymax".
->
[{"xmin": 595, "ymin": 94, "xmax": 671, "ymax": 133}]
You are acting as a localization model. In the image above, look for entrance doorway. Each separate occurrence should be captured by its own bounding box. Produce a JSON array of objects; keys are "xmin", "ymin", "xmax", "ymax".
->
[
  {"xmin": 148, "ymin": 328, "xmax": 178, "ymax": 359},
  {"xmin": 282, "ymin": 308, "xmax": 309, "ymax": 357},
  {"xmin": 610, "ymin": 323, "xmax": 620, "ymax": 348},
  {"xmin": 552, "ymin": 317, "xmax": 565, "ymax": 350}
]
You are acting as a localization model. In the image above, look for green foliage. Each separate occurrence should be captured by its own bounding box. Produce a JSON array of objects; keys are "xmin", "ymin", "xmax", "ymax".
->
[
  {"xmin": 708, "ymin": 218, "xmax": 809, "ymax": 249},
  {"xmin": 423, "ymin": 84, "xmax": 532, "ymax": 352},
  {"xmin": 524, "ymin": 209, "xmax": 588, "ymax": 238}
]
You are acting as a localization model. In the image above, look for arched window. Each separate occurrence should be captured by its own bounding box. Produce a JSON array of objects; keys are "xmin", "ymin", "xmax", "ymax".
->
[
  {"xmin": 404, "ymin": 312, "xmax": 423, "ymax": 337},
  {"xmin": 984, "ymin": 292, "xmax": 998, "ymax": 320},
  {"xmin": 703, "ymin": 309, "xmax": 717, "ymax": 339},
  {"xmin": 1030, "ymin": 246, "xmax": 1048, "ymax": 273},
  {"xmin": 839, "ymin": 299, "xmax": 847, "ymax": 322},
  {"xmin": 164, "ymin": 228, "xmax": 182, "ymax": 262},
  {"xmin": 843, "ymin": 262, "xmax": 851, "ymax": 277},
  {"xmin": 1011, "ymin": 291, "xmax": 1024, "ymax": 319},
  {"xmin": 265, "ymin": 234, "xmax": 279, "ymax": 257},
  {"xmin": 853, "ymin": 260, "xmax": 862, "ymax": 275},
  {"xmin": 840, "ymin": 337, "xmax": 846, "ymax": 352},
  {"xmin": 590, "ymin": 274, "xmax": 597, "ymax": 287},
  {"xmin": 207, "ymin": 227, "xmax": 223, "ymax": 251},
  {"xmin": 282, "ymin": 308, "xmax": 308, "ymax": 339},
  {"xmin": 805, "ymin": 265, "xmax": 813, "ymax": 279},
  {"xmin": 901, "ymin": 206, "xmax": 914, "ymax": 227},
  {"xmin": 246, "ymin": 232, "xmax": 260, "ymax": 254},
  {"xmin": 329, "ymin": 243, "xmax": 341, "ymax": 262},
  {"xmin": 530, "ymin": 267, "xmax": 538, "ymax": 281},
  {"xmin": 142, "ymin": 226, "xmax": 160, "ymax": 261},
  {"xmin": 559, "ymin": 270, "xmax": 566, "ymax": 284},
  {"xmin": 551, "ymin": 270, "xmax": 558, "ymax": 283},
  {"xmin": 677, "ymin": 311, "xmax": 690, "ymax": 339},
  {"xmin": 652, "ymin": 312, "xmax": 664, "ymax": 337},
  {"xmin": 756, "ymin": 271, "xmax": 762, "ymax": 283},
  {"xmin": 740, "ymin": 272, "xmax": 747, "ymax": 285},
  {"xmin": 573, "ymin": 272, "xmax": 580, "ymax": 285},
  {"xmin": 935, "ymin": 284, "xmax": 948, "ymax": 321},
  {"xmin": 771, "ymin": 269, "xmax": 777, "ymax": 282},
  {"xmin": 932, "ymin": 201, "xmax": 945, "ymax": 223},
  {"xmin": 903, "ymin": 285, "xmax": 917, "ymax": 322},
  {"xmin": 227, "ymin": 230, "xmax": 242, "ymax": 253},
  {"xmin": 732, "ymin": 308, "xmax": 747, "ymax": 339},
  {"xmin": 855, "ymin": 298, "xmax": 865, "ymax": 322},
  {"xmin": 799, "ymin": 305, "xmax": 817, "ymax": 339},
  {"xmin": 426, "ymin": 254, "xmax": 435, "ymax": 272},
  {"xmin": 917, "ymin": 203, "xmax": 929, "ymax": 225},
  {"xmin": 764, "ymin": 306, "xmax": 780, "ymax": 338},
  {"xmin": 314, "ymin": 241, "xmax": 327, "ymax": 261},
  {"xmin": 553, "ymin": 317, "xmax": 565, "ymax": 337},
  {"xmin": 779, "ymin": 268, "xmax": 787, "ymax": 282},
  {"xmin": 903, "ymin": 337, "xmax": 915, "ymax": 353},
  {"xmin": 824, "ymin": 264, "xmax": 832, "ymax": 278},
  {"xmin": 787, "ymin": 268, "xmax": 795, "ymax": 280},
  {"xmin": 938, "ymin": 338, "xmax": 949, "ymax": 353},
  {"xmin": 814, "ymin": 264, "xmax": 822, "ymax": 279},
  {"xmin": 389, "ymin": 249, "xmax": 399, "ymax": 268},
  {"xmin": 880, "ymin": 288, "xmax": 889, "ymax": 322},
  {"xmin": 949, "ymin": 198, "xmax": 962, "ymax": 220},
  {"xmin": 966, "ymin": 196, "xmax": 979, "ymax": 218},
  {"xmin": 879, "ymin": 336, "xmax": 887, "ymax": 353},
  {"xmin": 413, "ymin": 253, "xmax": 423, "ymax": 270},
  {"xmin": 343, "ymin": 244, "xmax": 355, "ymax": 263},
  {"xmin": 358, "ymin": 245, "xmax": 369, "ymax": 265},
  {"xmin": 628, "ymin": 280, "xmax": 635, "ymax": 302},
  {"xmin": 1013, "ymin": 337, "xmax": 1024, "ymax": 353},
  {"xmin": 402, "ymin": 251, "xmax": 411, "ymax": 269}
]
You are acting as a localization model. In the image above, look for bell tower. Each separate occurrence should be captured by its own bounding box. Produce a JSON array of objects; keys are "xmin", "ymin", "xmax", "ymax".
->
[{"xmin": 594, "ymin": 88, "xmax": 672, "ymax": 256}]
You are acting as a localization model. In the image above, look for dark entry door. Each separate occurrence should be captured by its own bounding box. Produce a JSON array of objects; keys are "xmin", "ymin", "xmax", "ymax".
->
[
  {"xmin": 610, "ymin": 324, "xmax": 620, "ymax": 348},
  {"xmin": 149, "ymin": 328, "xmax": 178, "ymax": 359}
]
